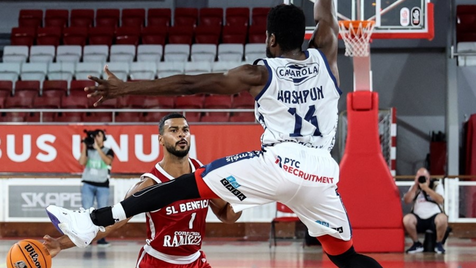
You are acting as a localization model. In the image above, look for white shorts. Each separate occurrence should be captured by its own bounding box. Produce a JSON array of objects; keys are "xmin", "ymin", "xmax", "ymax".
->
[{"xmin": 200, "ymin": 142, "xmax": 351, "ymax": 241}]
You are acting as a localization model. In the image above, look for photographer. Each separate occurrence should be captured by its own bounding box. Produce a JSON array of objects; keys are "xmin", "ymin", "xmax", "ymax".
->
[
  {"xmin": 78, "ymin": 129, "xmax": 114, "ymax": 247},
  {"xmin": 402, "ymin": 167, "xmax": 448, "ymax": 254}
]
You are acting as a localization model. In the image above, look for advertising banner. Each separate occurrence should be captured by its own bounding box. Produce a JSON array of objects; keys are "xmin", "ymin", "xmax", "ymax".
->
[{"xmin": 0, "ymin": 124, "xmax": 262, "ymax": 173}]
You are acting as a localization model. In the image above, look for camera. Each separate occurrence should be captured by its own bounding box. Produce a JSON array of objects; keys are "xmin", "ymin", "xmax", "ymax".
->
[
  {"xmin": 418, "ymin": 176, "xmax": 427, "ymax": 184},
  {"xmin": 82, "ymin": 130, "xmax": 98, "ymax": 148}
]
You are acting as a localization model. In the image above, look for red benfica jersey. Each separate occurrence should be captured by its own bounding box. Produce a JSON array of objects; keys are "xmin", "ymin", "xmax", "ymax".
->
[{"xmin": 140, "ymin": 158, "xmax": 208, "ymax": 262}]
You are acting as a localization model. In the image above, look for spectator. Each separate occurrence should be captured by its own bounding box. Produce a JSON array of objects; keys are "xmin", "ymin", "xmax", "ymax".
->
[
  {"xmin": 78, "ymin": 129, "xmax": 114, "ymax": 247},
  {"xmin": 403, "ymin": 167, "xmax": 448, "ymax": 254}
]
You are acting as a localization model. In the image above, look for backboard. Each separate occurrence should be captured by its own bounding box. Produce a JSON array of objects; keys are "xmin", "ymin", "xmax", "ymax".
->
[{"xmin": 296, "ymin": 0, "xmax": 434, "ymax": 40}]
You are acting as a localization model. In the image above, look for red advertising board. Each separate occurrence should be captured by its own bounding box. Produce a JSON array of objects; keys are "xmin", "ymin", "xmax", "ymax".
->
[{"xmin": 0, "ymin": 124, "xmax": 263, "ymax": 173}]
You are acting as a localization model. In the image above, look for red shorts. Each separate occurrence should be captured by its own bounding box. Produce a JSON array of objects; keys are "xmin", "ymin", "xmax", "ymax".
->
[{"xmin": 136, "ymin": 248, "xmax": 212, "ymax": 268}]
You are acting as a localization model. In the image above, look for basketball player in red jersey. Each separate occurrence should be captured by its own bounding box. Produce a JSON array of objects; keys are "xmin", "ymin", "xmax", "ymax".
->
[{"xmin": 43, "ymin": 113, "xmax": 241, "ymax": 268}]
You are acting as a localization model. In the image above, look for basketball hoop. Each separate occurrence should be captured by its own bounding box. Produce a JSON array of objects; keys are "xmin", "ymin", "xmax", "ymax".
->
[{"xmin": 338, "ymin": 20, "xmax": 375, "ymax": 57}]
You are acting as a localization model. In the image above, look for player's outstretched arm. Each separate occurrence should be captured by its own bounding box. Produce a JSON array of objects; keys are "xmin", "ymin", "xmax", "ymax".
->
[
  {"xmin": 43, "ymin": 178, "xmax": 156, "ymax": 257},
  {"xmin": 308, "ymin": 0, "xmax": 339, "ymax": 86},
  {"xmin": 85, "ymin": 64, "xmax": 268, "ymax": 107},
  {"xmin": 209, "ymin": 199, "xmax": 242, "ymax": 224}
]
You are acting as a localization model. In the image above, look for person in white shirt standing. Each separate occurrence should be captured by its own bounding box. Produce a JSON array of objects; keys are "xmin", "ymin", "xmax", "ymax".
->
[{"xmin": 403, "ymin": 167, "xmax": 448, "ymax": 254}]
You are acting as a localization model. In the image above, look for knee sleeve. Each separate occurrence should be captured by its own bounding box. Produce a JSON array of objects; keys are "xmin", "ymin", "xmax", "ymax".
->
[{"xmin": 327, "ymin": 246, "xmax": 383, "ymax": 268}]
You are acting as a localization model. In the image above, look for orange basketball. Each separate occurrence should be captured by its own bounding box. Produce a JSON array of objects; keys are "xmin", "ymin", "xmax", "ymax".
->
[{"xmin": 6, "ymin": 239, "xmax": 51, "ymax": 268}]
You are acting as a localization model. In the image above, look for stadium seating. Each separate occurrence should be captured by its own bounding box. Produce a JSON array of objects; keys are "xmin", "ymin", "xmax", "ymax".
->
[
  {"xmin": 199, "ymin": 8, "xmax": 223, "ymax": 27},
  {"xmin": 110, "ymin": 44, "xmax": 136, "ymax": 63},
  {"xmin": 115, "ymin": 26, "xmax": 141, "ymax": 45},
  {"xmin": 36, "ymin": 27, "xmax": 62, "ymax": 46},
  {"xmin": 0, "ymin": 63, "xmax": 21, "ymax": 84},
  {"xmin": 103, "ymin": 62, "xmax": 130, "ymax": 81},
  {"xmin": 147, "ymin": 8, "xmax": 171, "ymax": 27},
  {"xmin": 204, "ymin": 95, "xmax": 232, "ymax": 116},
  {"xmin": 157, "ymin": 61, "xmax": 184, "ymax": 78},
  {"xmin": 191, "ymin": 44, "xmax": 217, "ymax": 62},
  {"xmin": 29, "ymin": 45, "xmax": 55, "ymax": 63},
  {"xmin": 122, "ymin": 8, "xmax": 146, "ymax": 28},
  {"xmin": 96, "ymin": 9, "xmax": 120, "ymax": 28},
  {"xmin": 14, "ymin": 80, "xmax": 41, "ymax": 97},
  {"xmin": 225, "ymin": 7, "xmax": 250, "ymax": 27},
  {"xmin": 45, "ymin": 9, "xmax": 69, "ymax": 28},
  {"xmin": 222, "ymin": 26, "xmax": 248, "ymax": 44},
  {"xmin": 47, "ymin": 62, "xmax": 75, "ymax": 85},
  {"xmin": 42, "ymin": 80, "xmax": 68, "ymax": 97},
  {"xmin": 164, "ymin": 44, "xmax": 190, "ymax": 62},
  {"xmin": 218, "ymin": 44, "xmax": 244, "ymax": 61},
  {"xmin": 456, "ymin": 5, "xmax": 476, "ymax": 43},
  {"xmin": 20, "ymin": 62, "xmax": 48, "ymax": 84},
  {"xmin": 194, "ymin": 25, "xmax": 221, "ymax": 45},
  {"xmin": 83, "ymin": 45, "xmax": 109, "ymax": 63},
  {"xmin": 168, "ymin": 26, "xmax": 194, "ymax": 45},
  {"xmin": 201, "ymin": 114, "xmax": 230, "ymax": 122},
  {"xmin": 70, "ymin": 80, "xmax": 95, "ymax": 95},
  {"xmin": 75, "ymin": 62, "xmax": 103, "ymax": 80},
  {"xmin": 251, "ymin": 7, "xmax": 270, "ymax": 25},
  {"xmin": 0, "ymin": 81, "xmax": 13, "ymax": 98},
  {"xmin": 33, "ymin": 95, "xmax": 61, "ymax": 109},
  {"xmin": 174, "ymin": 8, "xmax": 198, "ymax": 27},
  {"xmin": 18, "ymin": 10, "xmax": 43, "ymax": 28},
  {"xmin": 184, "ymin": 61, "xmax": 212, "ymax": 75},
  {"xmin": 137, "ymin": 44, "xmax": 163, "ymax": 63},
  {"xmin": 230, "ymin": 113, "xmax": 256, "ymax": 122},
  {"xmin": 56, "ymin": 45, "xmax": 82, "ymax": 63},
  {"xmin": 2, "ymin": 46, "xmax": 29, "ymax": 63},
  {"xmin": 10, "ymin": 27, "xmax": 36, "ymax": 46},
  {"xmin": 245, "ymin": 43, "xmax": 266, "ymax": 61},
  {"xmin": 88, "ymin": 27, "xmax": 115, "ymax": 46},
  {"xmin": 141, "ymin": 26, "xmax": 167, "ymax": 46},
  {"xmin": 5, "ymin": 95, "xmax": 35, "ymax": 108},
  {"xmin": 70, "ymin": 9, "xmax": 94, "ymax": 27},
  {"xmin": 115, "ymin": 112, "xmax": 144, "ymax": 122},
  {"xmin": 130, "ymin": 62, "xmax": 157, "ymax": 80},
  {"xmin": 211, "ymin": 61, "xmax": 241, "ymax": 73},
  {"xmin": 248, "ymin": 25, "xmax": 267, "ymax": 43},
  {"xmin": 62, "ymin": 27, "xmax": 88, "ymax": 46}
]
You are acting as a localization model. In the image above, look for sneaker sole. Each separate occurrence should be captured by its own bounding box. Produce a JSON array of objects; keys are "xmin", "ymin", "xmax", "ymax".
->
[
  {"xmin": 46, "ymin": 207, "xmax": 65, "ymax": 235},
  {"xmin": 406, "ymin": 248, "xmax": 424, "ymax": 254}
]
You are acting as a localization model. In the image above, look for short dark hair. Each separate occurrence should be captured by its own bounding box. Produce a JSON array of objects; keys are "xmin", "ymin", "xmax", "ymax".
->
[
  {"xmin": 94, "ymin": 129, "xmax": 107, "ymax": 141},
  {"xmin": 267, "ymin": 4, "xmax": 305, "ymax": 52},
  {"xmin": 158, "ymin": 113, "xmax": 187, "ymax": 135}
]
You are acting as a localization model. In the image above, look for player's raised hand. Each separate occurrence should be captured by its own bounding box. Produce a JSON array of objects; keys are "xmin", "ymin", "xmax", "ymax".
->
[{"xmin": 85, "ymin": 65, "xmax": 125, "ymax": 107}]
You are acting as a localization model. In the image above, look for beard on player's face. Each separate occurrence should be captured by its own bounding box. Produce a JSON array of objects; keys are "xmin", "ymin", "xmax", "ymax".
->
[{"xmin": 165, "ymin": 140, "xmax": 190, "ymax": 158}]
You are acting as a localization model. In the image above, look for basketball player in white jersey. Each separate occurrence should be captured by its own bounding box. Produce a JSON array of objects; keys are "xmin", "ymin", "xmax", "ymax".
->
[
  {"xmin": 46, "ymin": 1, "xmax": 383, "ymax": 267},
  {"xmin": 43, "ymin": 113, "xmax": 241, "ymax": 268}
]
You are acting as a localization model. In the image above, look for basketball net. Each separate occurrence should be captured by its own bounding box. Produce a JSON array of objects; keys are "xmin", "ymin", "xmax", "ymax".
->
[{"xmin": 338, "ymin": 20, "xmax": 375, "ymax": 57}]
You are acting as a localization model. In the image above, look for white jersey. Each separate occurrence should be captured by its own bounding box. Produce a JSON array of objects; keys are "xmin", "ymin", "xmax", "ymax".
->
[{"xmin": 254, "ymin": 48, "xmax": 341, "ymax": 151}]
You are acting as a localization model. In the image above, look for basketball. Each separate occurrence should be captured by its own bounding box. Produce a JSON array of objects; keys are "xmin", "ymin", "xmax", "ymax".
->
[{"xmin": 6, "ymin": 239, "xmax": 51, "ymax": 268}]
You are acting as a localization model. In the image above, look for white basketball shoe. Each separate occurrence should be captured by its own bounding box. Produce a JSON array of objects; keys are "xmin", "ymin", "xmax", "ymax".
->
[{"xmin": 46, "ymin": 205, "xmax": 105, "ymax": 248}]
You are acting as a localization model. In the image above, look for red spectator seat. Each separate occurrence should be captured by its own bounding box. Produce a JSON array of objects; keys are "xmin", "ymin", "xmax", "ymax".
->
[
  {"xmin": 115, "ymin": 26, "xmax": 141, "ymax": 45},
  {"xmin": 175, "ymin": 95, "xmax": 204, "ymax": 119},
  {"xmin": 55, "ymin": 113, "xmax": 84, "ymax": 122},
  {"xmin": 0, "ymin": 112, "xmax": 28, "ymax": 122},
  {"xmin": 157, "ymin": 96, "xmax": 176, "ymax": 109},
  {"xmin": 63, "ymin": 27, "xmax": 88, "ymax": 46},
  {"xmin": 174, "ymin": 8, "xmax": 198, "ymax": 27},
  {"xmin": 201, "ymin": 114, "xmax": 230, "ymax": 122},
  {"xmin": 204, "ymin": 95, "xmax": 232, "ymax": 116},
  {"xmin": 27, "ymin": 112, "xmax": 56, "ymax": 122},
  {"xmin": 121, "ymin": 95, "xmax": 147, "ymax": 108},
  {"xmin": 45, "ymin": 9, "xmax": 69, "ymax": 28},
  {"xmin": 96, "ymin": 9, "xmax": 120, "ymax": 28},
  {"xmin": 70, "ymin": 9, "xmax": 94, "ymax": 28},
  {"xmin": 36, "ymin": 27, "xmax": 62, "ymax": 46},
  {"xmin": 33, "ymin": 95, "xmax": 61, "ymax": 108},
  {"xmin": 115, "ymin": 112, "xmax": 144, "ymax": 122},
  {"xmin": 61, "ymin": 94, "xmax": 88, "ymax": 108},
  {"xmin": 83, "ymin": 113, "xmax": 113, "ymax": 122},
  {"xmin": 194, "ymin": 26, "xmax": 221, "ymax": 45},
  {"xmin": 141, "ymin": 26, "xmax": 167, "ymax": 45},
  {"xmin": 88, "ymin": 97, "xmax": 117, "ymax": 109},
  {"xmin": 122, "ymin": 9, "xmax": 146, "ymax": 27},
  {"xmin": 0, "ymin": 96, "xmax": 4, "ymax": 108},
  {"xmin": 248, "ymin": 25, "xmax": 266, "ymax": 43},
  {"xmin": 456, "ymin": 5, "xmax": 476, "ymax": 43},
  {"xmin": 10, "ymin": 27, "xmax": 36, "ymax": 46},
  {"xmin": 225, "ymin": 7, "xmax": 250, "ymax": 27},
  {"xmin": 251, "ymin": 7, "xmax": 270, "ymax": 25},
  {"xmin": 147, "ymin": 8, "xmax": 171, "ymax": 27},
  {"xmin": 15, "ymin": 80, "xmax": 40, "ymax": 97},
  {"xmin": 222, "ymin": 25, "xmax": 248, "ymax": 44},
  {"xmin": 5, "ymin": 95, "xmax": 34, "ymax": 108},
  {"xmin": 144, "ymin": 112, "xmax": 171, "ymax": 122},
  {"xmin": 168, "ymin": 26, "xmax": 194, "ymax": 44},
  {"xmin": 19, "ymin": 10, "xmax": 43, "ymax": 28},
  {"xmin": 0, "ymin": 81, "xmax": 13, "ymax": 97},
  {"xmin": 199, "ymin": 8, "xmax": 223, "ymax": 27},
  {"xmin": 42, "ymin": 80, "xmax": 68, "ymax": 98},
  {"xmin": 233, "ymin": 92, "xmax": 255, "ymax": 116},
  {"xmin": 88, "ymin": 27, "xmax": 115, "ymax": 46},
  {"xmin": 230, "ymin": 113, "xmax": 256, "ymax": 122},
  {"xmin": 70, "ymin": 80, "xmax": 95, "ymax": 95},
  {"xmin": 269, "ymin": 202, "xmax": 300, "ymax": 247}
]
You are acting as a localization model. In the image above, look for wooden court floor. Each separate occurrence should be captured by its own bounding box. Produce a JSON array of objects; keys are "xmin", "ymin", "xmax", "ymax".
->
[{"xmin": 1, "ymin": 237, "xmax": 475, "ymax": 268}]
